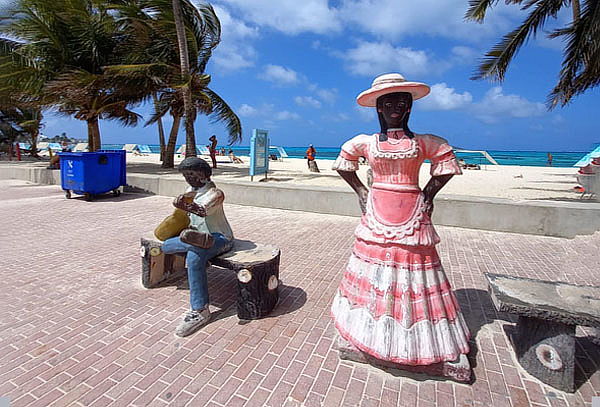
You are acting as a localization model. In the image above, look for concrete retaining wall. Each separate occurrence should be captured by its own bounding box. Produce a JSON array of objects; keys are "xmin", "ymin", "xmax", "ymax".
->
[{"xmin": 3, "ymin": 164, "xmax": 600, "ymax": 238}]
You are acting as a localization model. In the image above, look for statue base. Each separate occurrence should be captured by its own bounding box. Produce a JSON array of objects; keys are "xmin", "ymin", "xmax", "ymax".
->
[{"xmin": 335, "ymin": 336, "xmax": 471, "ymax": 383}]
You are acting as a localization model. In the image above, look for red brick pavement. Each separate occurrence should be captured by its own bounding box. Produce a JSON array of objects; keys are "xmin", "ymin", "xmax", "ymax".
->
[{"xmin": 1, "ymin": 179, "xmax": 599, "ymax": 407}]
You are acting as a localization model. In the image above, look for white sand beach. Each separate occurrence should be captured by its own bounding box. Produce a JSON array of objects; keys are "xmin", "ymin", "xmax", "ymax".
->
[{"xmin": 123, "ymin": 153, "xmax": 583, "ymax": 201}]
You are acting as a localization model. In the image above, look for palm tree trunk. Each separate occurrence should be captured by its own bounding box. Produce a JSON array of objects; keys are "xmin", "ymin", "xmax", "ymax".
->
[
  {"xmin": 172, "ymin": 0, "xmax": 197, "ymax": 158},
  {"xmin": 87, "ymin": 117, "xmax": 101, "ymax": 152},
  {"xmin": 572, "ymin": 0, "xmax": 580, "ymax": 22},
  {"xmin": 153, "ymin": 93, "xmax": 166, "ymax": 161},
  {"xmin": 87, "ymin": 119, "xmax": 95, "ymax": 152},
  {"xmin": 162, "ymin": 114, "xmax": 181, "ymax": 168},
  {"xmin": 29, "ymin": 129, "xmax": 39, "ymax": 157}
]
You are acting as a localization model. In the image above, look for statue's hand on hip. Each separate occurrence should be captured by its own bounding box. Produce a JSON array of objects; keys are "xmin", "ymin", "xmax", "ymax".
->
[
  {"xmin": 357, "ymin": 187, "xmax": 369, "ymax": 214},
  {"xmin": 423, "ymin": 199, "xmax": 434, "ymax": 217}
]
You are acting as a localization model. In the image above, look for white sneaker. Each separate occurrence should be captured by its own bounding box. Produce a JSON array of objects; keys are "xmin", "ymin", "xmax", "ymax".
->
[{"xmin": 175, "ymin": 308, "xmax": 211, "ymax": 337}]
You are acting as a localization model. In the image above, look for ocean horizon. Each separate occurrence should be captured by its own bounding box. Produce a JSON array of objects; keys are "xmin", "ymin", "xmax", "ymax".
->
[{"xmin": 100, "ymin": 144, "xmax": 588, "ymax": 168}]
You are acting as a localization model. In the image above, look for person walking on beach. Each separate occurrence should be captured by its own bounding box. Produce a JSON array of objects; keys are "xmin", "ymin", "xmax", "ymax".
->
[
  {"xmin": 305, "ymin": 144, "xmax": 319, "ymax": 172},
  {"xmin": 161, "ymin": 157, "xmax": 234, "ymax": 337},
  {"xmin": 547, "ymin": 152, "xmax": 553, "ymax": 166},
  {"xmin": 208, "ymin": 135, "xmax": 218, "ymax": 169}
]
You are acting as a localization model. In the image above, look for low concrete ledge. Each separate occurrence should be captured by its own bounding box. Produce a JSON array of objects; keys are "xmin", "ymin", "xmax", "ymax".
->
[
  {"xmin": 3, "ymin": 164, "xmax": 600, "ymax": 238},
  {"xmin": 432, "ymin": 194, "xmax": 600, "ymax": 238},
  {"xmin": 0, "ymin": 164, "xmax": 61, "ymax": 185}
]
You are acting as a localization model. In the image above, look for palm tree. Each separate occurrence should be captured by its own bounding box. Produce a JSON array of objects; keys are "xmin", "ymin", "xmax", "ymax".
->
[
  {"xmin": 0, "ymin": 0, "xmax": 146, "ymax": 151},
  {"xmin": 172, "ymin": 0, "xmax": 196, "ymax": 157},
  {"xmin": 11, "ymin": 107, "xmax": 43, "ymax": 157},
  {"xmin": 171, "ymin": 0, "xmax": 222, "ymax": 157},
  {"xmin": 145, "ymin": 71, "xmax": 241, "ymax": 168},
  {"xmin": 152, "ymin": 92, "xmax": 167, "ymax": 160},
  {"xmin": 0, "ymin": 37, "xmax": 46, "ymax": 154},
  {"xmin": 0, "ymin": 110, "xmax": 24, "ymax": 148},
  {"xmin": 111, "ymin": 0, "xmax": 241, "ymax": 168},
  {"xmin": 465, "ymin": 0, "xmax": 599, "ymax": 108}
]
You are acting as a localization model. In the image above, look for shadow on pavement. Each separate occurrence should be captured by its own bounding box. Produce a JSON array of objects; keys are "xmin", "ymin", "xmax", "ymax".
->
[{"xmin": 64, "ymin": 191, "xmax": 151, "ymax": 202}]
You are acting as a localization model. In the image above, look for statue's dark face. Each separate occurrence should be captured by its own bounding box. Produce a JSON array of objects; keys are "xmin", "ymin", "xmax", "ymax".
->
[
  {"xmin": 377, "ymin": 92, "xmax": 412, "ymax": 128},
  {"xmin": 182, "ymin": 169, "xmax": 209, "ymax": 188}
]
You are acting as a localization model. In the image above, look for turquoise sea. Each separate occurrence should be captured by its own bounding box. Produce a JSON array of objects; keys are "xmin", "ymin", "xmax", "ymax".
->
[{"xmin": 101, "ymin": 144, "xmax": 588, "ymax": 168}]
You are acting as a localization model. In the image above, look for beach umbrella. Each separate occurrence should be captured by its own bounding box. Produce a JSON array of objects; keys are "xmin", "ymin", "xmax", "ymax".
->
[{"xmin": 573, "ymin": 146, "xmax": 600, "ymax": 167}]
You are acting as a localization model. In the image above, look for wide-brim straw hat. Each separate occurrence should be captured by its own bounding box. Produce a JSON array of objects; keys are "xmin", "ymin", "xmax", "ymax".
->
[{"xmin": 356, "ymin": 73, "xmax": 430, "ymax": 107}]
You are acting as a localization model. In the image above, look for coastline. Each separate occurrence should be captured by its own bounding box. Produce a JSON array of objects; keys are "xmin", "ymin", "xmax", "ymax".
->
[
  {"xmin": 99, "ymin": 144, "xmax": 586, "ymax": 167},
  {"xmin": 2, "ymin": 153, "xmax": 598, "ymax": 238},
  {"xmin": 3, "ymin": 151, "xmax": 584, "ymax": 201},
  {"xmin": 122, "ymin": 153, "xmax": 582, "ymax": 201}
]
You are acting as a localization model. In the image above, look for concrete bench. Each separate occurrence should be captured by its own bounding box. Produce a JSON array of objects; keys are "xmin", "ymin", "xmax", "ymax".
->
[
  {"xmin": 485, "ymin": 273, "xmax": 600, "ymax": 392},
  {"xmin": 141, "ymin": 234, "xmax": 281, "ymax": 320}
]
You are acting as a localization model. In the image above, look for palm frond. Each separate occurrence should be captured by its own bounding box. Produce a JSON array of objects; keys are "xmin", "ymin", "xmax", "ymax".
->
[
  {"xmin": 204, "ymin": 88, "xmax": 242, "ymax": 144},
  {"xmin": 145, "ymin": 100, "xmax": 171, "ymax": 126},
  {"xmin": 472, "ymin": 0, "xmax": 566, "ymax": 81},
  {"xmin": 464, "ymin": 0, "xmax": 501, "ymax": 22},
  {"xmin": 100, "ymin": 102, "xmax": 141, "ymax": 126},
  {"xmin": 547, "ymin": 0, "xmax": 600, "ymax": 107}
]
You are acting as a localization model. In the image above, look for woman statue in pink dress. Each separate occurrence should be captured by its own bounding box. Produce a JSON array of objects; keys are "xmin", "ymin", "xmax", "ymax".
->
[{"xmin": 331, "ymin": 73, "xmax": 470, "ymax": 369}]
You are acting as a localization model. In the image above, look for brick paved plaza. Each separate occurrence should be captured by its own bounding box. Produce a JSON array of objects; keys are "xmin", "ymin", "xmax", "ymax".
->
[{"xmin": 1, "ymin": 179, "xmax": 599, "ymax": 407}]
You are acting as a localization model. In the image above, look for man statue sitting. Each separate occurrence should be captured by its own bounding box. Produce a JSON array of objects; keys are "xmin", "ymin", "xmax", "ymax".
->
[{"xmin": 162, "ymin": 157, "xmax": 234, "ymax": 337}]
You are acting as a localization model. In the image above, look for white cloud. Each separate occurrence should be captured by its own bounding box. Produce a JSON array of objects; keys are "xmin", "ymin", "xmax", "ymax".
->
[
  {"xmin": 295, "ymin": 96, "xmax": 322, "ymax": 109},
  {"xmin": 274, "ymin": 111, "xmax": 300, "ymax": 120},
  {"xmin": 341, "ymin": 41, "xmax": 437, "ymax": 77},
  {"xmin": 450, "ymin": 46, "xmax": 479, "ymax": 65},
  {"xmin": 315, "ymin": 88, "xmax": 338, "ymax": 104},
  {"xmin": 238, "ymin": 104, "xmax": 259, "ymax": 117},
  {"xmin": 214, "ymin": 0, "xmax": 524, "ymax": 43},
  {"xmin": 214, "ymin": 0, "xmax": 341, "ymax": 35},
  {"xmin": 337, "ymin": 0, "xmax": 521, "ymax": 41},
  {"xmin": 211, "ymin": 5, "xmax": 259, "ymax": 72},
  {"xmin": 307, "ymin": 84, "xmax": 338, "ymax": 104},
  {"xmin": 237, "ymin": 103, "xmax": 300, "ymax": 121},
  {"xmin": 472, "ymin": 87, "xmax": 546, "ymax": 123},
  {"xmin": 259, "ymin": 64, "xmax": 300, "ymax": 85},
  {"xmin": 418, "ymin": 83, "xmax": 473, "ymax": 111},
  {"xmin": 332, "ymin": 113, "xmax": 350, "ymax": 122}
]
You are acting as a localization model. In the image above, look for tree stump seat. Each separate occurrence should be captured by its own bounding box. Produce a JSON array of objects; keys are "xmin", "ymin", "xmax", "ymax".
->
[
  {"xmin": 485, "ymin": 273, "xmax": 600, "ymax": 392},
  {"xmin": 141, "ymin": 234, "xmax": 280, "ymax": 320}
]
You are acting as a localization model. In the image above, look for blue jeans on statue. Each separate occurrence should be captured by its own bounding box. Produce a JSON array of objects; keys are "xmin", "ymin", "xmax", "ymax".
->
[{"xmin": 162, "ymin": 233, "xmax": 233, "ymax": 310}]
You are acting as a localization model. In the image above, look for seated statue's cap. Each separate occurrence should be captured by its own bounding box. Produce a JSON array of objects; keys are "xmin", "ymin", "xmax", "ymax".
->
[
  {"xmin": 356, "ymin": 73, "xmax": 430, "ymax": 107},
  {"xmin": 179, "ymin": 157, "xmax": 211, "ymax": 175}
]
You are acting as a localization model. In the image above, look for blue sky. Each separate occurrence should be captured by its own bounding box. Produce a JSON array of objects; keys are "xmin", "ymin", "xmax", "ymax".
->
[{"xmin": 36, "ymin": 0, "xmax": 600, "ymax": 151}]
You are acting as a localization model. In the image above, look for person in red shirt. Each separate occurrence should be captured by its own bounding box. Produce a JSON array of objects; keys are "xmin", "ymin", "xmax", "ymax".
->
[{"xmin": 305, "ymin": 144, "xmax": 316, "ymax": 168}]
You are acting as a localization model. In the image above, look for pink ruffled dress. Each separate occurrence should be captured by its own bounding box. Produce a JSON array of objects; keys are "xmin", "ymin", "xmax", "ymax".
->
[{"xmin": 331, "ymin": 131, "xmax": 470, "ymax": 365}]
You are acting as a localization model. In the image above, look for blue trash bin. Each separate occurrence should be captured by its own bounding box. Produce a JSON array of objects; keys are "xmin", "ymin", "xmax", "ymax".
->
[{"xmin": 59, "ymin": 150, "xmax": 127, "ymax": 201}]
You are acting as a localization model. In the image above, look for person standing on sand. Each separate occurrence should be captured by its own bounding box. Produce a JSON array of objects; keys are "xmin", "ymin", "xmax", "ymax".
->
[
  {"xmin": 547, "ymin": 152, "xmax": 553, "ymax": 166},
  {"xmin": 305, "ymin": 144, "xmax": 320, "ymax": 172},
  {"xmin": 209, "ymin": 135, "xmax": 218, "ymax": 169},
  {"xmin": 306, "ymin": 144, "xmax": 316, "ymax": 168}
]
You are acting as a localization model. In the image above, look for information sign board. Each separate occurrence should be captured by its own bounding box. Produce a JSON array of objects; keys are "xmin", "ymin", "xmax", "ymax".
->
[{"xmin": 250, "ymin": 129, "xmax": 269, "ymax": 181}]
